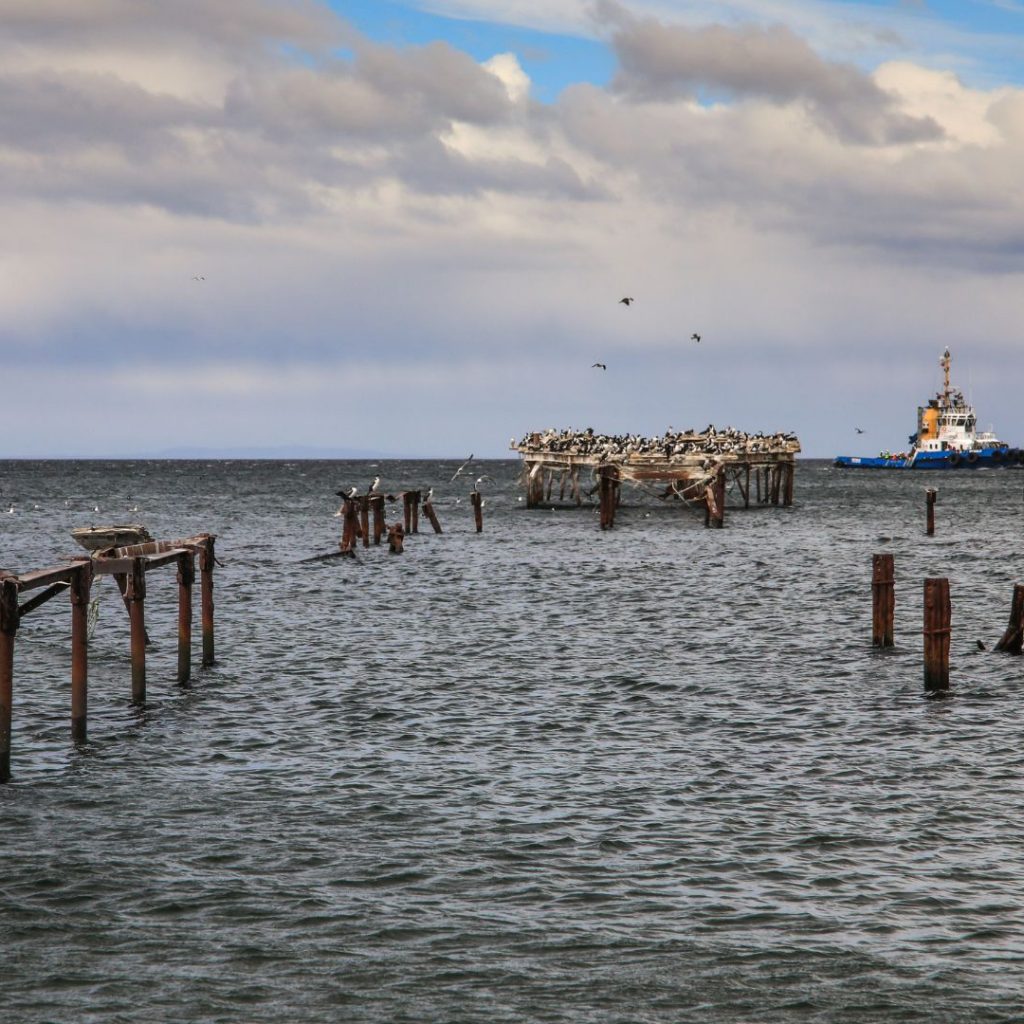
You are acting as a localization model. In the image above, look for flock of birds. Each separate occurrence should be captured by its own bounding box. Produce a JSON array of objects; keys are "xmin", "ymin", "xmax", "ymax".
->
[
  {"xmin": 514, "ymin": 425, "xmax": 800, "ymax": 459},
  {"xmin": 589, "ymin": 297, "xmax": 700, "ymax": 371},
  {"xmin": 332, "ymin": 462, "xmax": 490, "ymax": 516}
]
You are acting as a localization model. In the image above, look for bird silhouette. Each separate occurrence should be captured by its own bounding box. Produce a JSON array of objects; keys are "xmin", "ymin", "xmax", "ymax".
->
[
  {"xmin": 691, "ymin": 333, "xmax": 701, "ymax": 343},
  {"xmin": 592, "ymin": 362, "xmax": 607, "ymax": 370},
  {"xmin": 192, "ymin": 275, "xmax": 205, "ymax": 281},
  {"xmin": 855, "ymin": 427, "xmax": 865, "ymax": 434},
  {"xmin": 619, "ymin": 297, "xmax": 634, "ymax": 306}
]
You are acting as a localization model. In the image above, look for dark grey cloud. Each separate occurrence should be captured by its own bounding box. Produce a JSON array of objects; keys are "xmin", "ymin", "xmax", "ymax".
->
[{"xmin": 590, "ymin": 0, "xmax": 942, "ymax": 145}]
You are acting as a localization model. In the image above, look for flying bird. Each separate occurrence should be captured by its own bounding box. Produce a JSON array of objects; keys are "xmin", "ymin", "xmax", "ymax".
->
[
  {"xmin": 691, "ymin": 333, "xmax": 701, "ymax": 343},
  {"xmin": 450, "ymin": 453, "xmax": 474, "ymax": 482},
  {"xmin": 619, "ymin": 297, "xmax": 634, "ymax": 306},
  {"xmin": 592, "ymin": 362, "xmax": 607, "ymax": 370},
  {"xmin": 855, "ymin": 427, "xmax": 865, "ymax": 434},
  {"xmin": 192, "ymin": 275, "xmax": 205, "ymax": 281}
]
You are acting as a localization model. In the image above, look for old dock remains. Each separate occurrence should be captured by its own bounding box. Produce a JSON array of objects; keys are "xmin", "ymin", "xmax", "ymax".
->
[{"xmin": 513, "ymin": 426, "xmax": 801, "ymax": 527}]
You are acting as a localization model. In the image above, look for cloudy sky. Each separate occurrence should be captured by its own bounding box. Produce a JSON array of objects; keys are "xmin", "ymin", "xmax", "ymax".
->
[{"xmin": 3, "ymin": 0, "xmax": 1024, "ymax": 457}]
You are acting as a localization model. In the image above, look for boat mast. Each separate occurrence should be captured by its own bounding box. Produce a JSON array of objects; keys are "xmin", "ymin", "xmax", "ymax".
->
[{"xmin": 939, "ymin": 348, "xmax": 952, "ymax": 411}]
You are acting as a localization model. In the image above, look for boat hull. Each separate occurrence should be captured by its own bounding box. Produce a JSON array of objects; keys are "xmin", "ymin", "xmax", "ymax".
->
[{"xmin": 834, "ymin": 448, "xmax": 1022, "ymax": 470}]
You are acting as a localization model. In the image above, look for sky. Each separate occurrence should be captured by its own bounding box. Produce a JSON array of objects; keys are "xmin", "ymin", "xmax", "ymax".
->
[{"xmin": 3, "ymin": 0, "xmax": 1024, "ymax": 458}]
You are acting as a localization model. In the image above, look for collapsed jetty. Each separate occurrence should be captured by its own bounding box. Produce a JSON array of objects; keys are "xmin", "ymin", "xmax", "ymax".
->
[{"xmin": 512, "ymin": 426, "xmax": 801, "ymax": 527}]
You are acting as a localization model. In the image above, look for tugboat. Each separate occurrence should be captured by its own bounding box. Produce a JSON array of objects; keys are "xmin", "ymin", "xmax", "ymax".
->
[{"xmin": 835, "ymin": 349, "xmax": 1020, "ymax": 469}]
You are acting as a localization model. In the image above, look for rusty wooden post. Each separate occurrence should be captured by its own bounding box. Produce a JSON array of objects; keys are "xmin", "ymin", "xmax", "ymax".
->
[
  {"xmin": 923, "ymin": 577, "xmax": 951, "ymax": 691},
  {"xmin": 411, "ymin": 490, "xmax": 420, "ymax": 534},
  {"xmin": 388, "ymin": 522, "xmax": 405, "ymax": 553},
  {"xmin": 176, "ymin": 551, "xmax": 194, "ymax": 684},
  {"xmin": 371, "ymin": 495, "xmax": 385, "ymax": 545},
  {"xmin": 199, "ymin": 537, "xmax": 216, "ymax": 667},
  {"xmin": 0, "ymin": 576, "xmax": 19, "ymax": 782},
  {"xmin": 360, "ymin": 496, "xmax": 371, "ymax": 548},
  {"xmin": 340, "ymin": 499, "xmax": 358, "ymax": 555},
  {"xmin": 572, "ymin": 468, "xmax": 581, "ymax": 507},
  {"xmin": 545, "ymin": 471, "xmax": 553, "ymax": 503},
  {"xmin": 423, "ymin": 500, "xmax": 443, "ymax": 534},
  {"xmin": 871, "ymin": 553, "xmax": 894, "ymax": 648},
  {"xmin": 783, "ymin": 462, "xmax": 794, "ymax": 507},
  {"xmin": 995, "ymin": 584, "xmax": 1024, "ymax": 654},
  {"xmin": 126, "ymin": 556, "xmax": 146, "ymax": 703},
  {"xmin": 403, "ymin": 492, "xmax": 412, "ymax": 534},
  {"xmin": 471, "ymin": 491, "xmax": 483, "ymax": 532},
  {"xmin": 70, "ymin": 561, "xmax": 92, "ymax": 741},
  {"xmin": 926, "ymin": 488, "xmax": 937, "ymax": 536},
  {"xmin": 744, "ymin": 464, "xmax": 751, "ymax": 509},
  {"xmin": 529, "ymin": 468, "xmax": 544, "ymax": 507}
]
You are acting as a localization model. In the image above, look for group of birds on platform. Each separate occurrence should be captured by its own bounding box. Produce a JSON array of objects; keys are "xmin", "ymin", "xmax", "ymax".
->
[{"xmin": 513, "ymin": 426, "xmax": 799, "ymax": 459}]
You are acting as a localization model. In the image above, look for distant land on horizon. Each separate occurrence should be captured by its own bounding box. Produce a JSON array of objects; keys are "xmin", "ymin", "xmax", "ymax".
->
[{"xmin": 1, "ymin": 445, "xmax": 513, "ymax": 460}]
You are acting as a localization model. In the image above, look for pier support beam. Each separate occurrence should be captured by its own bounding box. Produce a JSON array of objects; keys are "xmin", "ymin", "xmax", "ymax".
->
[
  {"xmin": 926, "ymin": 488, "xmax": 937, "ymax": 537},
  {"xmin": 126, "ymin": 557, "xmax": 147, "ymax": 704},
  {"xmin": 371, "ymin": 495, "xmax": 385, "ymax": 545},
  {"xmin": 200, "ymin": 537, "xmax": 216, "ymax": 668},
  {"xmin": 70, "ymin": 562, "xmax": 92, "ymax": 741},
  {"xmin": 872, "ymin": 553, "xmax": 894, "ymax": 648},
  {"xmin": 176, "ymin": 552, "xmax": 194, "ymax": 684},
  {"xmin": 923, "ymin": 577, "xmax": 951, "ymax": 692},
  {"xmin": 0, "ymin": 577, "xmax": 19, "ymax": 783},
  {"xmin": 360, "ymin": 496, "xmax": 371, "ymax": 548},
  {"xmin": 471, "ymin": 491, "xmax": 483, "ymax": 532}
]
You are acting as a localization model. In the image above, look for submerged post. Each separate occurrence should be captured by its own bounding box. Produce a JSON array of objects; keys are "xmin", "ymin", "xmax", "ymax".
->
[
  {"xmin": 926, "ymin": 488, "xmax": 937, "ymax": 536},
  {"xmin": 0, "ymin": 576, "xmax": 19, "ymax": 782},
  {"xmin": 126, "ymin": 556, "xmax": 146, "ymax": 704},
  {"xmin": 871, "ymin": 553, "xmax": 894, "ymax": 647},
  {"xmin": 177, "ymin": 551, "xmax": 194, "ymax": 684},
  {"xmin": 995, "ymin": 584, "xmax": 1024, "ymax": 654},
  {"xmin": 388, "ymin": 522, "xmax": 405, "ymax": 554},
  {"xmin": 923, "ymin": 577, "xmax": 951, "ymax": 691},
  {"xmin": 471, "ymin": 491, "xmax": 483, "ymax": 532},
  {"xmin": 199, "ymin": 536, "xmax": 216, "ymax": 667},
  {"xmin": 70, "ymin": 561, "xmax": 92, "ymax": 741}
]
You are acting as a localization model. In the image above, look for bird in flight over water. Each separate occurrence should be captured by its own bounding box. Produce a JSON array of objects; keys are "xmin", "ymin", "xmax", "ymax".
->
[
  {"xmin": 619, "ymin": 297, "xmax": 634, "ymax": 306},
  {"xmin": 691, "ymin": 333, "xmax": 701, "ymax": 343},
  {"xmin": 855, "ymin": 427, "xmax": 865, "ymax": 434},
  {"xmin": 592, "ymin": 362, "xmax": 607, "ymax": 370},
  {"xmin": 450, "ymin": 454, "xmax": 474, "ymax": 482}
]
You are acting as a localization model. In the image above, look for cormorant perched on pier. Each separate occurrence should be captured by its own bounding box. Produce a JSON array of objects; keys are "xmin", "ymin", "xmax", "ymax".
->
[{"xmin": 368, "ymin": 476, "xmax": 381, "ymax": 493}]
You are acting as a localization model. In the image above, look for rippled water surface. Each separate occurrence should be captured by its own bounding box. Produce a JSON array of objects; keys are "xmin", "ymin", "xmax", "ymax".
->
[{"xmin": 4, "ymin": 458, "xmax": 1024, "ymax": 1023}]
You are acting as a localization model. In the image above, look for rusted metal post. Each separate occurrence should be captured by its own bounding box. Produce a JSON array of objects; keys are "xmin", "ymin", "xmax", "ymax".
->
[
  {"xmin": 871, "ymin": 553, "xmax": 894, "ymax": 648},
  {"xmin": 340, "ymin": 499, "xmax": 358, "ymax": 555},
  {"xmin": 388, "ymin": 522, "xmax": 405, "ymax": 554},
  {"xmin": 360, "ymin": 496, "xmax": 371, "ymax": 548},
  {"xmin": 995, "ymin": 584, "xmax": 1024, "ymax": 654},
  {"xmin": 403, "ymin": 492, "xmax": 412, "ymax": 533},
  {"xmin": 126, "ymin": 557, "xmax": 146, "ymax": 704},
  {"xmin": 0, "ymin": 576, "xmax": 19, "ymax": 782},
  {"xmin": 471, "ymin": 491, "xmax": 483, "ymax": 532},
  {"xmin": 599, "ymin": 471, "xmax": 611, "ymax": 529},
  {"xmin": 926, "ymin": 488, "xmax": 937, "ymax": 536},
  {"xmin": 70, "ymin": 562, "xmax": 92, "ymax": 741},
  {"xmin": 423, "ymin": 500, "xmax": 443, "ymax": 534},
  {"xmin": 783, "ymin": 462, "xmax": 794, "ymax": 506},
  {"xmin": 923, "ymin": 577, "xmax": 951, "ymax": 691},
  {"xmin": 200, "ymin": 537, "xmax": 216, "ymax": 667},
  {"xmin": 371, "ymin": 495, "xmax": 385, "ymax": 545},
  {"xmin": 411, "ymin": 490, "xmax": 420, "ymax": 534},
  {"xmin": 176, "ymin": 551, "xmax": 194, "ymax": 684}
]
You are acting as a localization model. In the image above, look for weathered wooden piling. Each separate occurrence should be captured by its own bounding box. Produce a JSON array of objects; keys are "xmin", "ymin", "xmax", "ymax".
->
[
  {"xmin": 926, "ymin": 488, "xmax": 937, "ymax": 536},
  {"xmin": 995, "ymin": 584, "xmax": 1024, "ymax": 654},
  {"xmin": 411, "ymin": 490, "xmax": 420, "ymax": 534},
  {"xmin": 403, "ymin": 492, "xmax": 413, "ymax": 534},
  {"xmin": 388, "ymin": 522, "xmax": 405, "ymax": 553},
  {"xmin": 176, "ymin": 551, "xmax": 194, "ymax": 684},
  {"xmin": 70, "ymin": 562, "xmax": 92, "ymax": 739},
  {"xmin": 871, "ymin": 553, "xmax": 895, "ymax": 647},
  {"xmin": 704, "ymin": 468, "xmax": 726, "ymax": 528},
  {"xmin": 340, "ymin": 498, "xmax": 358, "ymax": 555},
  {"xmin": 127, "ymin": 557, "xmax": 147, "ymax": 703},
  {"xmin": 599, "ymin": 469, "xmax": 615, "ymax": 530},
  {"xmin": 423, "ymin": 500, "xmax": 443, "ymax": 534},
  {"xmin": 360, "ymin": 496, "xmax": 371, "ymax": 548},
  {"xmin": 471, "ymin": 491, "xmax": 484, "ymax": 532},
  {"xmin": 923, "ymin": 577, "xmax": 951, "ymax": 691},
  {"xmin": 199, "ymin": 537, "xmax": 216, "ymax": 667},
  {"xmin": 0, "ymin": 575, "xmax": 18, "ymax": 783},
  {"xmin": 371, "ymin": 495, "xmax": 385, "ymax": 545}
]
